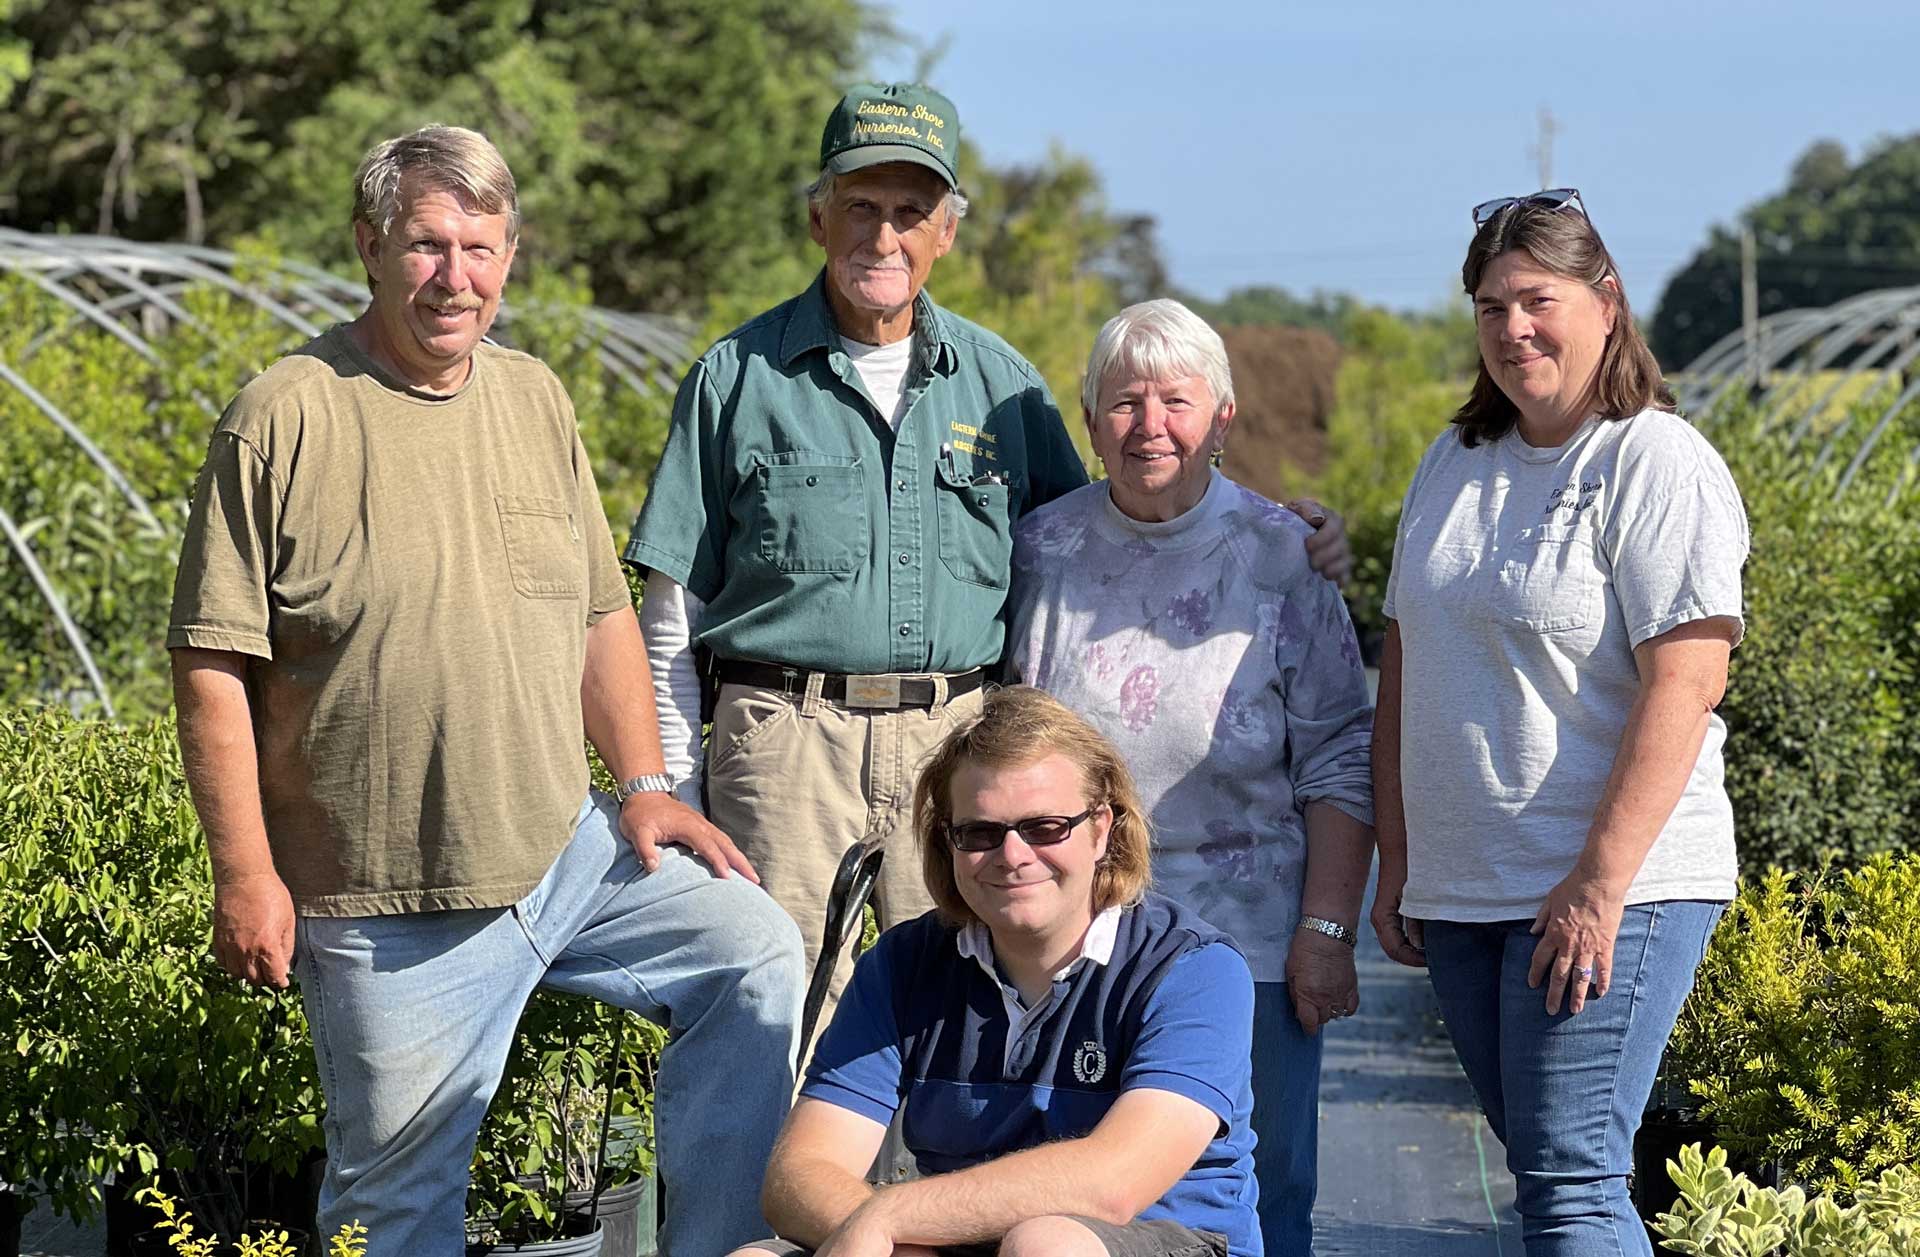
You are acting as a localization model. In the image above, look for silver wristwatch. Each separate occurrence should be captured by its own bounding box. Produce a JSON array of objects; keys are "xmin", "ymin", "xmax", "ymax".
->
[
  {"xmin": 613, "ymin": 771, "xmax": 678, "ymax": 804},
  {"xmin": 1298, "ymin": 915, "xmax": 1358, "ymax": 948}
]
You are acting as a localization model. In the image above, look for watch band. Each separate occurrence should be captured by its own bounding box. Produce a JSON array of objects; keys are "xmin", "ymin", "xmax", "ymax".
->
[
  {"xmin": 613, "ymin": 771, "xmax": 677, "ymax": 804},
  {"xmin": 1298, "ymin": 915, "xmax": 1358, "ymax": 948}
]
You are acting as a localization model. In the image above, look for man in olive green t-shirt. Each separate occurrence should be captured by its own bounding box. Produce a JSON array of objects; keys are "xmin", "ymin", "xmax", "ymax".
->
[{"xmin": 167, "ymin": 125, "xmax": 801, "ymax": 1257}]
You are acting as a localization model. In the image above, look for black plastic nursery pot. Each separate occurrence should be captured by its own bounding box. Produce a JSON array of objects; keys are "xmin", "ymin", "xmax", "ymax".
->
[
  {"xmin": 128, "ymin": 1223, "xmax": 311, "ymax": 1257},
  {"xmin": 1632, "ymin": 1106, "xmax": 1781, "ymax": 1229},
  {"xmin": 105, "ymin": 1150, "xmax": 325, "ymax": 1257},
  {"xmin": 0, "ymin": 1189, "xmax": 25, "ymax": 1257}
]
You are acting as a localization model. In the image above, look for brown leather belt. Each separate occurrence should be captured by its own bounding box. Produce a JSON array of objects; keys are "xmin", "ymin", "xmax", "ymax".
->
[{"xmin": 714, "ymin": 660, "xmax": 986, "ymax": 709}]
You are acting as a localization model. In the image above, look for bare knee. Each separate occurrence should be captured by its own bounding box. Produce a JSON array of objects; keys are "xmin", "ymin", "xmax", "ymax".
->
[
  {"xmin": 724, "ymin": 1247, "xmax": 786, "ymax": 1257},
  {"xmin": 1000, "ymin": 1215, "xmax": 1109, "ymax": 1257}
]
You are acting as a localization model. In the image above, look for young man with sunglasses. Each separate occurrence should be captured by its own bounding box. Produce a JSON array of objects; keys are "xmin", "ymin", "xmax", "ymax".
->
[{"xmin": 732, "ymin": 687, "xmax": 1260, "ymax": 1257}]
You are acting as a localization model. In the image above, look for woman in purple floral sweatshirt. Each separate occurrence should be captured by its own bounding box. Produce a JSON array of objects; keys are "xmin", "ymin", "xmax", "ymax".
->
[{"xmin": 1007, "ymin": 299, "xmax": 1375, "ymax": 1257}]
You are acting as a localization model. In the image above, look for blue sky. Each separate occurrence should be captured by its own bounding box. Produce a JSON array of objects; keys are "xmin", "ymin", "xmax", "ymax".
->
[{"xmin": 872, "ymin": 1, "xmax": 1920, "ymax": 318}]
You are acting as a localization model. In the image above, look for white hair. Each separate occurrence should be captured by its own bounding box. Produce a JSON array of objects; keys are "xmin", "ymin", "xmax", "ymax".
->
[
  {"xmin": 352, "ymin": 125, "xmax": 520, "ymax": 241},
  {"xmin": 1080, "ymin": 298, "xmax": 1235, "ymax": 418},
  {"xmin": 802, "ymin": 170, "xmax": 970, "ymax": 220}
]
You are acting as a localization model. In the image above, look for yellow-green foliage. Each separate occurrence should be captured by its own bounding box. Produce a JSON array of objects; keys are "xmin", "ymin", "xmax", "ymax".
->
[
  {"xmin": 137, "ymin": 1186, "xmax": 367, "ymax": 1257},
  {"xmin": 1667, "ymin": 858, "xmax": 1920, "ymax": 1198},
  {"xmin": 1653, "ymin": 1143, "xmax": 1920, "ymax": 1256}
]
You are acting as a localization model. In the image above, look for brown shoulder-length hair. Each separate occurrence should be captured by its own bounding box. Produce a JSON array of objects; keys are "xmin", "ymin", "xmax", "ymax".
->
[
  {"xmin": 913, "ymin": 686, "xmax": 1153, "ymax": 930},
  {"xmin": 1453, "ymin": 201, "xmax": 1675, "ymax": 447}
]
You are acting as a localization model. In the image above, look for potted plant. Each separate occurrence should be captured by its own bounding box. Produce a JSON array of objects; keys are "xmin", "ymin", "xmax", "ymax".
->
[
  {"xmin": 1659, "ymin": 858, "xmax": 1920, "ymax": 1201},
  {"xmin": 467, "ymin": 995, "xmax": 663, "ymax": 1257},
  {"xmin": 1651, "ymin": 1143, "xmax": 1920, "ymax": 1255}
]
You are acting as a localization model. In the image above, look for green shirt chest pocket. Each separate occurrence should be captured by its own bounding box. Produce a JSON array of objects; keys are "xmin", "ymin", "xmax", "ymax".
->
[
  {"xmin": 754, "ymin": 459, "xmax": 869, "ymax": 574},
  {"xmin": 935, "ymin": 463, "xmax": 1013, "ymax": 590},
  {"xmin": 495, "ymin": 493, "xmax": 583, "ymax": 599}
]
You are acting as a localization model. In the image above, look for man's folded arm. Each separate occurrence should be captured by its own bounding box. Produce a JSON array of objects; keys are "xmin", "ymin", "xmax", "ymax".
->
[
  {"xmin": 871, "ymin": 1087, "xmax": 1218, "ymax": 1246},
  {"xmin": 767, "ymin": 1087, "xmax": 1218, "ymax": 1251}
]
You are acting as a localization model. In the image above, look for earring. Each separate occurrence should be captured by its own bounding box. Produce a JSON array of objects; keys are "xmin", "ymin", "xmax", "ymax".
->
[{"xmin": 1209, "ymin": 448, "xmax": 1223, "ymax": 467}]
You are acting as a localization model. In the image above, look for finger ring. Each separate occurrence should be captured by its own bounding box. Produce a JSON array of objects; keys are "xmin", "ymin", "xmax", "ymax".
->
[{"xmin": 1575, "ymin": 964, "xmax": 1595, "ymax": 982}]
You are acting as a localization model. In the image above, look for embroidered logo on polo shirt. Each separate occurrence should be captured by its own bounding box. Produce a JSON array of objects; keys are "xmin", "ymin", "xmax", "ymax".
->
[{"xmin": 1071, "ymin": 1040, "xmax": 1108, "ymax": 1084}]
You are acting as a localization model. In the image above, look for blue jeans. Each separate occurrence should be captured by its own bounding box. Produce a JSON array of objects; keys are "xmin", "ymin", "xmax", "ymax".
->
[
  {"xmin": 1422, "ymin": 901, "xmax": 1724, "ymax": 1257},
  {"xmin": 294, "ymin": 793, "xmax": 805, "ymax": 1257},
  {"xmin": 1250, "ymin": 981, "xmax": 1323, "ymax": 1257}
]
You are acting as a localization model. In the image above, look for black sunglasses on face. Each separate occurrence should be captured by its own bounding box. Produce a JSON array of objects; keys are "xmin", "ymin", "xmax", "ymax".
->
[
  {"xmin": 1471, "ymin": 187, "xmax": 1585, "ymax": 227},
  {"xmin": 946, "ymin": 806, "xmax": 1100, "ymax": 853}
]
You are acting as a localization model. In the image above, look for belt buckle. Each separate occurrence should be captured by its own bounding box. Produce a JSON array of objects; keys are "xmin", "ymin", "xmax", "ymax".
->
[{"xmin": 844, "ymin": 674, "xmax": 904, "ymax": 709}]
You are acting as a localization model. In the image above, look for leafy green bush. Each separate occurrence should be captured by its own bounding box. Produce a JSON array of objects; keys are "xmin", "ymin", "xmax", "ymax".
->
[
  {"xmin": 1303, "ymin": 306, "xmax": 1472, "ymax": 643},
  {"xmin": 0, "ymin": 706, "xmax": 321, "ymax": 1228},
  {"xmin": 1707, "ymin": 398, "xmax": 1920, "ymax": 873},
  {"xmin": 1665, "ymin": 857, "xmax": 1920, "ymax": 1198},
  {"xmin": 2, "ymin": 705, "xmax": 671, "ymax": 1237},
  {"xmin": 1653, "ymin": 1143, "xmax": 1920, "ymax": 1256}
]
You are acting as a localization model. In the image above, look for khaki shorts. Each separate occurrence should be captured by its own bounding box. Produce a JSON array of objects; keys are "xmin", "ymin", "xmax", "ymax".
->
[{"xmin": 745, "ymin": 1215, "xmax": 1230, "ymax": 1257}]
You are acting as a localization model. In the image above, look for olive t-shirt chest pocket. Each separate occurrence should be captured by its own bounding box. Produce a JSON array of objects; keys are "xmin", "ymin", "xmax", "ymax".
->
[
  {"xmin": 1491, "ymin": 522, "xmax": 1602, "ymax": 632},
  {"xmin": 754, "ymin": 456, "xmax": 868, "ymax": 574},
  {"xmin": 494, "ymin": 493, "xmax": 582, "ymax": 599},
  {"xmin": 935, "ymin": 462, "xmax": 1013, "ymax": 589}
]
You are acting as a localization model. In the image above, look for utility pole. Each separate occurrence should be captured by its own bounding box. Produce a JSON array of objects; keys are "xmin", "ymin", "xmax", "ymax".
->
[
  {"xmin": 1741, "ymin": 226, "xmax": 1761, "ymax": 388},
  {"xmin": 1529, "ymin": 107, "xmax": 1559, "ymax": 190}
]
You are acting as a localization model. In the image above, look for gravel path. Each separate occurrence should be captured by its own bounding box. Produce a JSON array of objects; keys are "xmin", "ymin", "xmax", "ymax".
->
[{"xmin": 1312, "ymin": 866, "xmax": 1523, "ymax": 1255}]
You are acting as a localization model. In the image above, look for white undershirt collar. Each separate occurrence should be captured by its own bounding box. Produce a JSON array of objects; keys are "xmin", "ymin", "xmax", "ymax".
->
[{"xmin": 955, "ymin": 906, "xmax": 1122, "ymax": 1072}]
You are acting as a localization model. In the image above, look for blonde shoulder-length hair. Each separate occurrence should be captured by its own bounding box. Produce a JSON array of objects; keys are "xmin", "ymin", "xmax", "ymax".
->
[{"xmin": 913, "ymin": 686, "xmax": 1153, "ymax": 929}]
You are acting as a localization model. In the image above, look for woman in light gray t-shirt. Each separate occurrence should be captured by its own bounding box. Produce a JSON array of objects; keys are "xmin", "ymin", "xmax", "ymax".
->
[{"xmin": 1374, "ymin": 190, "xmax": 1747, "ymax": 1257}]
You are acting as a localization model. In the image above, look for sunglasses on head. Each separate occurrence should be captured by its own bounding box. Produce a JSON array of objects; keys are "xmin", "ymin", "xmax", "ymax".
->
[
  {"xmin": 1471, "ymin": 187, "xmax": 1585, "ymax": 227},
  {"xmin": 945, "ymin": 805, "xmax": 1100, "ymax": 853}
]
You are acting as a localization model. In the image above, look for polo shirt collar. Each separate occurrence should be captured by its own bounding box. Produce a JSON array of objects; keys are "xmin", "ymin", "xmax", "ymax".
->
[
  {"xmin": 956, "ymin": 904, "xmax": 1122, "ymax": 985},
  {"xmin": 779, "ymin": 270, "xmax": 958, "ymax": 375}
]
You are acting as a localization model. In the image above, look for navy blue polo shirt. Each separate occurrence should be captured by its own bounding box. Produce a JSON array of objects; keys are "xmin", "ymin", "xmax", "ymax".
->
[{"xmin": 802, "ymin": 894, "xmax": 1261, "ymax": 1257}]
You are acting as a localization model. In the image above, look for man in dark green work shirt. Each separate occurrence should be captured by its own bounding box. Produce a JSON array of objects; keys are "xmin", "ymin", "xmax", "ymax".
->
[{"xmin": 624, "ymin": 82, "xmax": 1347, "ymax": 1029}]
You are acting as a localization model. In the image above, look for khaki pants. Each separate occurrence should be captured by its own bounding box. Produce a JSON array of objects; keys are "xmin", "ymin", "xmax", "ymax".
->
[{"xmin": 705, "ymin": 679, "xmax": 983, "ymax": 1045}]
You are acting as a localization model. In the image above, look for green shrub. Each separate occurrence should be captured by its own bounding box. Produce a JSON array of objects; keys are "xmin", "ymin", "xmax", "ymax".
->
[
  {"xmin": 1665, "ymin": 857, "xmax": 1920, "ymax": 1198},
  {"xmin": 1707, "ymin": 398, "xmax": 1920, "ymax": 873},
  {"xmin": 1, "ymin": 705, "xmax": 670, "ymax": 1235},
  {"xmin": 0, "ymin": 706, "xmax": 321, "ymax": 1227},
  {"xmin": 1302, "ymin": 305, "xmax": 1475, "ymax": 644},
  {"xmin": 1653, "ymin": 1143, "xmax": 1920, "ymax": 1256}
]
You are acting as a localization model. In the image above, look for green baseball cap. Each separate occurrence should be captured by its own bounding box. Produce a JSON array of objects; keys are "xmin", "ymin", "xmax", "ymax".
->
[{"xmin": 819, "ymin": 82, "xmax": 960, "ymax": 188}]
